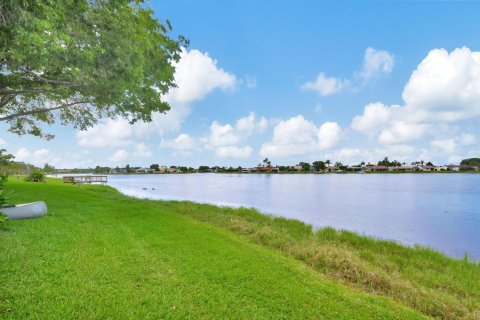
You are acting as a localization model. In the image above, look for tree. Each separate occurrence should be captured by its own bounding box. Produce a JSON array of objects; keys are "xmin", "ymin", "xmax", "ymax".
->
[
  {"xmin": 298, "ymin": 162, "xmax": 311, "ymax": 172},
  {"xmin": 312, "ymin": 161, "xmax": 326, "ymax": 172},
  {"xmin": 198, "ymin": 165, "xmax": 209, "ymax": 172},
  {"xmin": 0, "ymin": 1, "xmax": 187, "ymax": 139},
  {"xmin": 325, "ymin": 159, "xmax": 331, "ymax": 167},
  {"xmin": 93, "ymin": 166, "xmax": 110, "ymax": 174},
  {"xmin": 0, "ymin": 149, "xmax": 14, "ymax": 167},
  {"xmin": 460, "ymin": 158, "xmax": 480, "ymax": 166},
  {"xmin": 0, "ymin": 149, "xmax": 14, "ymax": 207},
  {"xmin": 125, "ymin": 164, "xmax": 131, "ymax": 173},
  {"xmin": 150, "ymin": 164, "xmax": 160, "ymax": 171},
  {"xmin": 262, "ymin": 158, "xmax": 271, "ymax": 167},
  {"xmin": 43, "ymin": 163, "xmax": 55, "ymax": 174}
]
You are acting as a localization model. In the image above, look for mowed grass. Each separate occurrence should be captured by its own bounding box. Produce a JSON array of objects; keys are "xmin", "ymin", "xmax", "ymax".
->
[{"xmin": 0, "ymin": 180, "xmax": 469, "ymax": 319}]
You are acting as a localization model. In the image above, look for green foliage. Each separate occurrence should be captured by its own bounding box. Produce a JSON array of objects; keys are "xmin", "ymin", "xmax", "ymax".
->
[
  {"xmin": 149, "ymin": 164, "xmax": 160, "ymax": 171},
  {"xmin": 0, "ymin": 1, "xmax": 187, "ymax": 139},
  {"xmin": 93, "ymin": 166, "xmax": 110, "ymax": 174},
  {"xmin": 0, "ymin": 149, "xmax": 14, "ymax": 206},
  {"xmin": 298, "ymin": 162, "xmax": 311, "ymax": 172},
  {"xmin": 0, "ymin": 174, "xmax": 9, "ymax": 207},
  {"xmin": 461, "ymin": 158, "xmax": 480, "ymax": 166},
  {"xmin": 25, "ymin": 170, "xmax": 45, "ymax": 182},
  {"xmin": 198, "ymin": 165, "xmax": 210, "ymax": 172},
  {"xmin": 42, "ymin": 163, "xmax": 55, "ymax": 173},
  {"xmin": 0, "ymin": 212, "xmax": 8, "ymax": 228},
  {"xmin": 0, "ymin": 149, "xmax": 14, "ymax": 166},
  {"xmin": 312, "ymin": 161, "xmax": 326, "ymax": 171},
  {"xmin": 262, "ymin": 158, "xmax": 271, "ymax": 167},
  {"xmin": 378, "ymin": 157, "xmax": 401, "ymax": 167}
]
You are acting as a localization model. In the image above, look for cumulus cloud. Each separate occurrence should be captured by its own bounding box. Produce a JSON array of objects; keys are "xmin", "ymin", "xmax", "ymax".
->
[
  {"xmin": 260, "ymin": 115, "xmax": 341, "ymax": 157},
  {"xmin": 214, "ymin": 146, "xmax": 253, "ymax": 158},
  {"xmin": 402, "ymin": 47, "xmax": 480, "ymax": 122},
  {"xmin": 160, "ymin": 113, "xmax": 267, "ymax": 159},
  {"xmin": 352, "ymin": 47, "xmax": 480, "ymax": 148},
  {"xmin": 302, "ymin": 47, "xmax": 394, "ymax": 96},
  {"xmin": 378, "ymin": 122, "xmax": 430, "ymax": 144},
  {"xmin": 109, "ymin": 149, "xmax": 128, "ymax": 163},
  {"xmin": 204, "ymin": 113, "xmax": 267, "ymax": 158},
  {"xmin": 160, "ymin": 133, "xmax": 198, "ymax": 151},
  {"xmin": 164, "ymin": 48, "xmax": 236, "ymax": 105},
  {"xmin": 133, "ymin": 143, "xmax": 152, "ymax": 158},
  {"xmin": 0, "ymin": 137, "xmax": 6, "ymax": 146},
  {"xmin": 77, "ymin": 48, "xmax": 237, "ymax": 148},
  {"xmin": 351, "ymin": 102, "xmax": 397, "ymax": 134},
  {"xmin": 358, "ymin": 47, "xmax": 395, "ymax": 82},
  {"xmin": 12, "ymin": 147, "xmax": 53, "ymax": 166},
  {"xmin": 431, "ymin": 138, "xmax": 456, "ymax": 154},
  {"xmin": 14, "ymin": 148, "xmax": 31, "ymax": 162},
  {"xmin": 77, "ymin": 119, "xmax": 133, "ymax": 147},
  {"xmin": 301, "ymin": 73, "xmax": 349, "ymax": 96}
]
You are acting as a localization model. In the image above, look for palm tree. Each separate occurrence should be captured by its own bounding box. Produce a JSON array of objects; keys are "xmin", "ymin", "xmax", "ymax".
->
[{"xmin": 325, "ymin": 159, "xmax": 331, "ymax": 167}]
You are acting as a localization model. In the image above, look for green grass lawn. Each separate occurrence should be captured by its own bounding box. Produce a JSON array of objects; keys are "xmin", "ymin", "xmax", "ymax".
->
[{"xmin": 0, "ymin": 179, "xmax": 477, "ymax": 319}]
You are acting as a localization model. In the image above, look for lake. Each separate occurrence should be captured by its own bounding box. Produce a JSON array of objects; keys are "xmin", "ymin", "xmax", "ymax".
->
[{"xmin": 107, "ymin": 173, "xmax": 480, "ymax": 260}]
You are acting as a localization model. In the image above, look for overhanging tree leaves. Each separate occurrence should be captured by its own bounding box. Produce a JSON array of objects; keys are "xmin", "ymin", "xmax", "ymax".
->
[{"xmin": 0, "ymin": 0, "xmax": 187, "ymax": 139}]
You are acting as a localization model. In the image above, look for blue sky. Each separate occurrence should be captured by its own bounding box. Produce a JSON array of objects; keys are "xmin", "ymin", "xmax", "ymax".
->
[{"xmin": 2, "ymin": 0, "xmax": 480, "ymax": 168}]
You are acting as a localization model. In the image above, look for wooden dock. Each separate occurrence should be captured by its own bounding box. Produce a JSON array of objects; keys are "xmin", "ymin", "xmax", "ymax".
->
[{"xmin": 63, "ymin": 175, "xmax": 108, "ymax": 185}]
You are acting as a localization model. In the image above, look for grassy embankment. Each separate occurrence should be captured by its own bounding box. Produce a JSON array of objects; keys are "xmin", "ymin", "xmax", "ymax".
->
[{"xmin": 1, "ymin": 179, "xmax": 479, "ymax": 319}]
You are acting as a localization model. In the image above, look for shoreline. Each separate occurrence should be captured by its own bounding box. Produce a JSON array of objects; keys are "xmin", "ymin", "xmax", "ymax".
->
[{"xmin": 2, "ymin": 178, "xmax": 479, "ymax": 319}]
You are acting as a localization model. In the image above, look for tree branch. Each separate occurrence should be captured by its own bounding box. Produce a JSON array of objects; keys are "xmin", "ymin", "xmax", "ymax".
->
[
  {"xmin": 0, "ymin": 89, "xmax": 53, "ymax": 95},
  {"xmin": 0, "ymin": 95, "xmax": 14, "ymax": 109},
  {"xmin": 0, "ymin": 100, "xmax": 92, "ymax": 121},
  {"xmin": 19, "ymin": 68, "xmax": 81, "ymax": 87}
]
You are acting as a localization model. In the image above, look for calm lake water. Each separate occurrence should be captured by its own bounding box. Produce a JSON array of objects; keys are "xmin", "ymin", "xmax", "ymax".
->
[{"xmin": 107, "ymin": 173, "xmax": 480, "ymax": 259}]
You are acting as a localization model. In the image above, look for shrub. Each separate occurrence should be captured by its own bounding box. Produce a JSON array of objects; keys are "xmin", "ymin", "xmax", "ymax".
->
[
  {"xmin": 0, "ymin": 212, "xmax": 8, "ymax": 229},
  {"xmin": 0, "ymin": 174, "xmax": 9, "ymax": 207},
  {"xmin": 25, "ymin": 171, "xmax": 46, "ymax": 182}
]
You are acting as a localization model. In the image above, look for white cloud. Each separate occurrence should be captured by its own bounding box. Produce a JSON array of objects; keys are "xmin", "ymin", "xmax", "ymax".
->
[
  {"xmin": 12, "ymin": 148, "xmax": 53, "ymax": 166},
  {"xmin": 164, "ymin": 48, "xmax": 236, "ymax": 104},
  {"xmin": 77, "ymin": 119, "xmax": 133, "ymax": 147},
  {"xmin": 160, "ymin": 133, "xmax": 198, "ymax": 151},
  {"xmin": 302, "ymin": 47, "xmax": 394, "ymax": 96},
  {"xmin": 301, "ymin": 72, "xmax": 349, "ymax": 96},
  {"xmin": 378, "ymin": 121, "xmax": 429, "ymax": 144},
  {"xmin": 214, "ymin": 146, "xmax": 253, "ymax": 158},
  {"xmin": 318, "ymin": 122, "xmax": 342, "ymax": 149},
  {"xmin": 351, "ymin": 102, "xmax": 396, "ymax": 134},
  {"xmin": 205, "ymin": 113, "xmax": 268, "ymax": 157},
  {"xmin": 0, "ymin": 137, "xmax": 6, "ymax": 146},
  {"xmin": 77, "ymin": 48, "xmax": 237, "ymax": 147},
  {"xmin": 133, "ymin": 143, "xmax": 152, "ymax": 158},
  {"xmin": 32, "ymin": 148, "xmax": 52, "ymax": 166},
  {"xmin": 207, "ymin": 112, "xmax": 267, "ymax": 148},
  {"xmin": 260, "ymin": 115, "xmax": 341, "ymax": 157},
  {"xmin": 460, "ymin": 133, "xmax": 476, "ymax": 146},
  {"xmin": 14, "ymin": 148, "xmax": 31, "ymax": 162},
  {"xmin": 160, "ymin": 113, "xmax": 268, "ymax": 159},
  {"xmin": 352, "ymin": 47, "xmax": 480, "ymax": 146},
  {"xmin": 402, "ymin": 47, "xmax": 480, "ymax": 122},
  {"xmin": 208, "ymin": 122, "xmax": 241, "ymax": 147},
  {"xmin": 235, "ymin": 112, "xmax": 268, "ymax": 135},
  {"xmin": 109, "ymin": 149, "xmax": 128, "ymax": 163},
  {"xmin": 431, "ymin": 138, "xmax": 457, "ymax": 154},
  {"xmin": 358, "ymin": 47, "xmax": 395, "ymax": 82}
]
